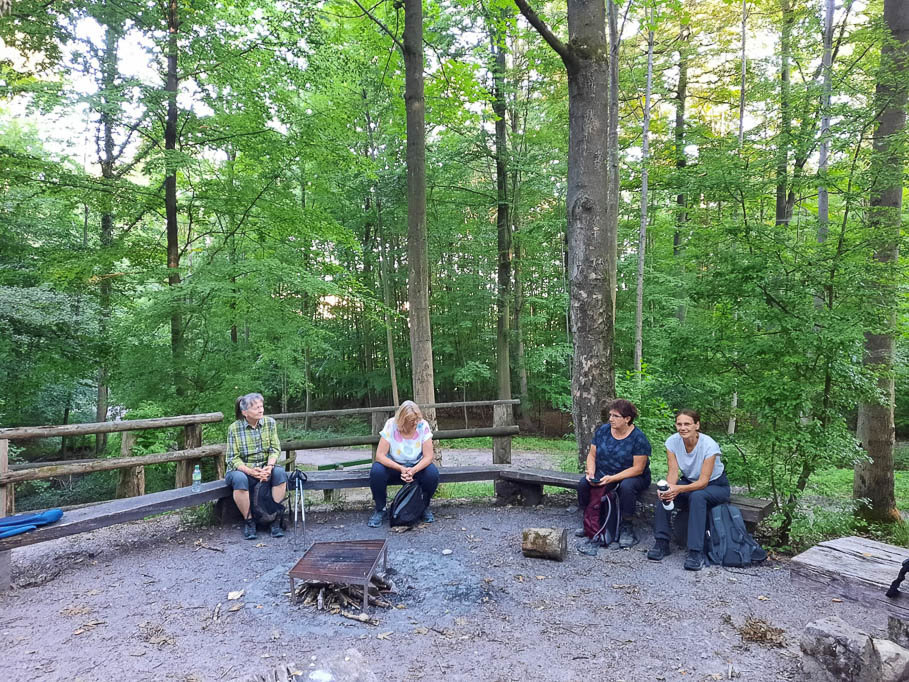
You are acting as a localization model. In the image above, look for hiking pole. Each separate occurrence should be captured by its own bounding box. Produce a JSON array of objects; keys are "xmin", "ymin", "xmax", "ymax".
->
[{"xmin": 886, "ymin": 558, "xmax": 909, "ymax": 598}]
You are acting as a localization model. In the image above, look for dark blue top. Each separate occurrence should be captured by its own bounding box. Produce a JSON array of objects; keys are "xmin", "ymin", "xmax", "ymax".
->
[{"xmin": 592, "ymin": 424, "xmax": 652, "ymax": 478}]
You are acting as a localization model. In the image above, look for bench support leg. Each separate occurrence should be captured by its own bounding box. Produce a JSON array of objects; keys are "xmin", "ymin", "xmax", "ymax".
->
[
  {"xmin": 495, "ymin": 480, "xmax": 543, "ymax": 507},
  {"xmin": 0, "ymin": 550, "xmax": 10, "ymax": 590}
]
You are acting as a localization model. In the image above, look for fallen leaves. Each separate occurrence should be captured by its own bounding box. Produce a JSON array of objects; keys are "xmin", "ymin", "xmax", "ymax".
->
[
  {"xmin": 59, "ymin": 605, "xmax": 92, "ymax": 618},
  {"xmin": 73, "ymin": 620, "xmax": 106, "ymax": 636},
  {"xmin": 738, "ymin": 616, "xmax": 785, "ymax": 647},
  {"xmin": 227, "ymin": 590, "xmax": 244, "ymax": 601},
  {"xmin": 376, "ymin": 631, "xmax": 393, "ymax": 640}
]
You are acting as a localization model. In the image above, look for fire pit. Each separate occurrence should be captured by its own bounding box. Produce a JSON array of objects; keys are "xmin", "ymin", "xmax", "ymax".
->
[{"xmin": 288, "ymin": 539, "xmax": 389, "ymax": 611}]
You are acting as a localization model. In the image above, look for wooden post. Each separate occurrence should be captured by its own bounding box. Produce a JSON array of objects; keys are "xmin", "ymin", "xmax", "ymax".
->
[
  {"xmin": 1, "ymin": 439, "xmax": 10, "ymax": 589},
  {"xmin": 116, "ymin": 431, "xmax": 144, "ymax": 498},
  {"xmin": 371, "ymin": 411, "xmax": 388, "ymax": 461},
  {"xmin": 492, "ymin": 403, "xmax": 512, "ymax": 465},
  {"xmin": 175, "ymin": 423, "xmax": 202, "ymax": 488}
]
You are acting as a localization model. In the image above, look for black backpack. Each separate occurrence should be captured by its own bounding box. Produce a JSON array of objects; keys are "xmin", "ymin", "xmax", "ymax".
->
[
  {"xmin": 706, "ymin": 503, "xmax": 766, "ymax": 567},
  {"xmin": 389, "ymin": 482, "xmax": 426, "ymax": 526},
  {"xmin": 251, "ymin": 480, "xmax": 286, "ymax": 528}
]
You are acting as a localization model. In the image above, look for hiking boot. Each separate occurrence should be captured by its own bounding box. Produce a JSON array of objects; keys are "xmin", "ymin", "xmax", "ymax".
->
[
  {"xmin": 647, "ymin": 539, "xmax": 670, "ymax": 562},
  {"xmin": 684, "ymin": 549, "xmax": 705, "ymax": 571},
  {"xmin": 577, "ymin": 540, "xmax": 600, "ymax": 557},
  {"xmin": 270, "ymin": 521, "xmax": 284, "ymax": 538},
  {"xmin": 367, "ymin": 509, "xmax": 387, "ymax": 528},
  {"xmin": 421, "ymin": 508, "xmax": 434, "ymax": 523},
  {"xmin": 243, "ymin": 518, "xmax": 257, "ymax": 540},
  {"xmin": 618, "ymin": 520, "xmax": 638, "ymax": 549},
  {"xmin": 574, "ymin": 527, "xmax": 586, "ymax": 538}
]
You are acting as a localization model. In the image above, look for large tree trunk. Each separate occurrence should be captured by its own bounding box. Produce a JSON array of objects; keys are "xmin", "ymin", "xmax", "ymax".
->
[
  {"xmin": 515, "ymin": 0, "xmax": 615, "ymax": 466},
  {"xmin": 634, "ymin": 18, "xmax": 654, "ymax": 376},
  {"xmin": 403, "ymin": 0, "xmax": 437, "ymax": 431},
  {"xmin": 606, "ymin": 0, "xmax": 620, "ymax": 321},
  {"xmin": 490, "ymin": 12, "xmax": 512, "ymax": 434},
  {"xmin": 165, "ymin": 0, "xmax": 185, "ymax": 401},
  {"xmin": 855, "ymin": 0, "xmax": 908, "ymax": 523}
]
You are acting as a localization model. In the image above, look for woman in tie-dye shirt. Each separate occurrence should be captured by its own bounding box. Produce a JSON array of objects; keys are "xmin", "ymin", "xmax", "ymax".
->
[{"xmin": 367, "ymin": 401, "xmax": 439, "ymax": 527}]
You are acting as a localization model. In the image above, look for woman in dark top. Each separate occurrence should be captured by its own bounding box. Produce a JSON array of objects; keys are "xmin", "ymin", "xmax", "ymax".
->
[{"xmin": 577, "ymin": 399, "xmax": 652, "ymax": 550}]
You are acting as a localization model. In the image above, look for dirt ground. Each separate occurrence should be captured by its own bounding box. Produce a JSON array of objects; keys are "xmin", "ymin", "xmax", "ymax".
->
[{"xmin": 0, "ymin": 448, "xmax": 891, "ymax": 681}]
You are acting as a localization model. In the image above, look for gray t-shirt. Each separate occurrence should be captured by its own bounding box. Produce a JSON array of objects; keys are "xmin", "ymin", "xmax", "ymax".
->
[{"xmin": 665, "ymin": 432, "xmax": 724, "ymax": 482}]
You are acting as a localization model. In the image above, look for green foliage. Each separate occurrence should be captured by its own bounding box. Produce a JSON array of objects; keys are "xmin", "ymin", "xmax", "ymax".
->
[{"xmin": 179, "ymin": 503, "xmax": 219, "ymax": 528}]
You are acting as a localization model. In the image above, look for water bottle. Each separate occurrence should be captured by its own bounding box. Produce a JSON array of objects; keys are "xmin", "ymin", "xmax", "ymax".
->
[
  {"xmin": 656, "ymin": 479, "xmax": 673, "ymax": 511},
  {"xmin": 192, "ymin": 464, "xmax": 202, "ymax": 492}
]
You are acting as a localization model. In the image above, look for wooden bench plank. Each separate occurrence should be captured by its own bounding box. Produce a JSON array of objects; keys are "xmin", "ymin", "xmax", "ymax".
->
[
  {"xmin": 0, "ymin": 481, "xmax": 232, "ymax": 552},
  {"xmin": 791, "ymin": 535, "xmax": 909, "ymax": 620},
  {"xmin": 497, "ymin": 469, "xmax": 773, "ymax": 524}
]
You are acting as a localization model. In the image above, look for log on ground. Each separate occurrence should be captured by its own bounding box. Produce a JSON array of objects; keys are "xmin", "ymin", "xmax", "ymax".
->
[{"xmin": 521, "ymin": 527, "xmax": 567, "ymax": 561}]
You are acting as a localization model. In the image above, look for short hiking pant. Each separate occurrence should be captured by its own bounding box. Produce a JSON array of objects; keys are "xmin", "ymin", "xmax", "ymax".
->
[
  {"xmin": 225, "ymin": 465, "xmax": 288, "ymax": 492},
  {"xmin": 652, "ymin": 472, "xmax": 730, "ymax": 552},
  {"xmin": 369, "ymin": 462, "xmax": 439, "ymax": 512},
  {"xmin": 577, "ymin": 473, "xmax": 650, "ymax": 518}
]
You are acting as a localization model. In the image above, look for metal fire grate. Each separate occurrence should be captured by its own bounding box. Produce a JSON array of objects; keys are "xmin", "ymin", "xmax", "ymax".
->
[{"xmin": 288, "ymin": 539, "xmax": 388, "ymax": 611}]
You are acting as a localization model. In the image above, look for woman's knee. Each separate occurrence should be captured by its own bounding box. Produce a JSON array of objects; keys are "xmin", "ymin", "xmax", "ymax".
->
[
  {"xmin": 225, "ymin": 470, "xmax": 248, "ymax": 490},
  {"xmin": 270, "ymin": 465, "xmax": 288, "ymax": 485}
]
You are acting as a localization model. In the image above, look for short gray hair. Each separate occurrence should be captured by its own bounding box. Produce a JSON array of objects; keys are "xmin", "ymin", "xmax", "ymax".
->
[{"xmin": 236, "ymin": 393, "xmax": 264, "ymax": 419}]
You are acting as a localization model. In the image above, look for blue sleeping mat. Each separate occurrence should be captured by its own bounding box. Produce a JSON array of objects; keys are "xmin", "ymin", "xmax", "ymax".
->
[{"xmin": 0, "ymin": 509, "xmax": 63, "ymax": 538}]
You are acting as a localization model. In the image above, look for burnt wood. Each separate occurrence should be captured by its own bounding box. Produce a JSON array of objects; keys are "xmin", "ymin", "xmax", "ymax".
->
[{"xmin": 791, "ymin": 535, "xmax": 909, "ymax": 620}]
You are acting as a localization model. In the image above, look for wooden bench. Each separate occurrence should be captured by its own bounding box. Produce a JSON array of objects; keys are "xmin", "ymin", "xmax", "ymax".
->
[
  {"xmin": 0, "ymin": 464, "xmax": 772, "ymax": 588},
  {"xmin": 790, "ymin": 535, "xmax": 909, "ymax": 622},
  {"xmin": 497, "ymin": 467, "xmax": 774, "ymax": 529}
]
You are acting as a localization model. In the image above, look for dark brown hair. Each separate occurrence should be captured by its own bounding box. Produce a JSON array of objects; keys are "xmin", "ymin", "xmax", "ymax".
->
[
  {"xmin": 675, "ymin": 408, "xmax": 700, "ymax": 423},
  {"xmin": 602, "ymin": 399, "xmax": 638, "ymax": 424}
]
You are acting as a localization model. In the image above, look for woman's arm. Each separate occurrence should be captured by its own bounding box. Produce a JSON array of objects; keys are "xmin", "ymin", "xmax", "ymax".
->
[
  {"xmin": 602, "ymin": 455, "xmax": 648, "ymax": 484},
  {"xmin": 585, "ymin": 444, "xmax": 597, "ymax": 478},
  {"xmin": 663, "ymin": 454, "xmax": 717, "ymax": 499},
  {"xmin": 374, "ymin": 437, "xmax": 404, "ymax": 472},
  {"xmin": 411, "ymin": 439, "xmax": 435, "ymax": 473}
]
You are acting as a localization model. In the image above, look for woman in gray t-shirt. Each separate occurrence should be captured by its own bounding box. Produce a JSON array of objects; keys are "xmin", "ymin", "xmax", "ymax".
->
[{"xmin": 646, "ymin": 409, "xmax": 730, "ymax": 571}]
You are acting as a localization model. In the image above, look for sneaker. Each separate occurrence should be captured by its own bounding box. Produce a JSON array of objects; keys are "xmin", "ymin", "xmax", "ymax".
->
[
  {"xmin": 577, "ymin": 539, "xmax": 601, "ymax": 556},
  {"xmin": 270, "ymin": 522, "xmax": 284, "ymax": 538},
  {"xmin": 421, "ymin": 508, "xmax": 434, "ymax": 523},
  {"xmin": 574, "ymin": 527, "xmax": 586, "ymax": 538},
  {"xmin": 646, "ymin": 539, "xmax": 670, "ymax": 562},
  {"xmin": 243, "ymin": 518, "xmax": 257, "ymax": 540},
  {"xmin": 618, "ymin": 520, "xmax": 638, "ymax": 549},
  {"xmin": 684, "ymin": 549, "xmax": 705, "ymax": 571},
  {"xmin": 367, "ymin": 509, "xmax": 387, "ymax": 528}
]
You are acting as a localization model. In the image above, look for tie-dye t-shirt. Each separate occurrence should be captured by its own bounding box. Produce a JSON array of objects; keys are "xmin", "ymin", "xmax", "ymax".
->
[{"xmin": 380, "ymin": 418, "xmax": 433, "ymax": 466}]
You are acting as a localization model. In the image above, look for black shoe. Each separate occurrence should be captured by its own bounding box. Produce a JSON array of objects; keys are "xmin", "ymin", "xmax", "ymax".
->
[
  {"xmin": 243, "ymin": 518, "xmax": 257, "ymax": 540},
  {"xmin": 367, "ymin": 509, "xmax": 387, "ymax": 528},
  {"xmin": 684, "ymin": 549, "xmax": 705, "ymax": 571},
  {"xmin": 618, "ymin": 520, "xmax": 638, "ymax": 549},
  {"xmin": 270, "ymin": 522, "xmax": 284, "ymax": 538},
  {"xmin": 421, "ymin": 508, "xmax": 434, "ymax": 523},
  {"xmin": 647, "ymin": 539, "xmax": 670, "ymax": 561}
]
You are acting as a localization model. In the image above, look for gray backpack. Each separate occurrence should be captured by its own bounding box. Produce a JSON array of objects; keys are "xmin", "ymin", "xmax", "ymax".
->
[{"xmin": 706, "ymin": 503, "xmax": 766, "ymax": 567}]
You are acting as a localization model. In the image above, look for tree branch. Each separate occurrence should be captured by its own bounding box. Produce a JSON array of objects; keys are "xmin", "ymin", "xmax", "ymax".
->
[
  {"xmin": 513, "ymin": 0, "xmax": 572, "ymax": 66},
  {"xmin": 350, "ymin": 0, "xmax": 404, "ymax": 53}
]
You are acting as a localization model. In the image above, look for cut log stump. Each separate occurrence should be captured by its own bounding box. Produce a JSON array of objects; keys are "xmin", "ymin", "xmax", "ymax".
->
[{"xmin": 521, "ymin": 527, "xmax": 567, "ymax": 561}]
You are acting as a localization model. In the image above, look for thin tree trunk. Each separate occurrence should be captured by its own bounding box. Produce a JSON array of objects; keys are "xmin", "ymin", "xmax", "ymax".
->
[
  {"xmin": 606, "ymin": 0, "xmax": 621, "ymax": 319},
  {"xmin": 490, "ymin": 13, "xmax": 513, "ymax": 419},
  {"xmin": 165, "ymin": 0, "xmax": 185, "ymax": 401},
  {"xmin": 738, "ymin": 0, "xmax": 747, "ymax": 148},
  {"xmin": 673, "ymin": 30, "xmax": 688, "ymax": 324},
  {"xmin": 775, "ymin": 0, "xmax": 794, "ymax": 226},
  {"xmin": 817, "ymin": 0, "xmax": 833, "ymax": 245},
  {"xmin": 634, "ymin": 15, "xmax": 654, "ymax": 376},
  {"xmin": 855, "ymin": 0, "xmax": 908, "ymax": 523}
]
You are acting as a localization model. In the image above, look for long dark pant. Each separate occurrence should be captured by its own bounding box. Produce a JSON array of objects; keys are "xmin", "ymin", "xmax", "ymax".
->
[
  {"xmin": 577, "ymin": 474, "xmax": 650, "ymax": 518},
  {"xmin": 370, "ymin": 462, "xmax": 440, "ymax": 512},
  {"xmin": 652, "ymin": 473, "xmax": 730, "ymax": 552}
]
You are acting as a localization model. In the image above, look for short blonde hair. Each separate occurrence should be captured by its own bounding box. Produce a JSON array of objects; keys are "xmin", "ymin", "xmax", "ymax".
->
[{"xmin": 395, "ymin": 400, "xmax": 424, "ymax": 430}]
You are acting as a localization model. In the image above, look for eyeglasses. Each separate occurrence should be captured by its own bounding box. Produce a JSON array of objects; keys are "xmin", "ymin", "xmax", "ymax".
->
[{"xmin": 608, "ymin": 413, "xmax": 624, "ymax": 420}]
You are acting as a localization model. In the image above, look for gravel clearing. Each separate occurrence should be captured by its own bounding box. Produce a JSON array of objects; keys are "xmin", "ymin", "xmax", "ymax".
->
[{"xmin": 0, "ymin": 494, "xmax": 889, "ymax": 682}]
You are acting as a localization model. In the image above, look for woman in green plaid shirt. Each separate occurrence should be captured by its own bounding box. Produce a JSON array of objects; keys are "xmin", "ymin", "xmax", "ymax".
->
[{"xmin": 225, "ymin": 393, "xmax": 288, "ymax": 540}]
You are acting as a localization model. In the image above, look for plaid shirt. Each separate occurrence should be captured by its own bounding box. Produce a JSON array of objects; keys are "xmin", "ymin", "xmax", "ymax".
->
[{"xmin": 226, "ymin": 416, "xmax": 281, "ymax": 471}]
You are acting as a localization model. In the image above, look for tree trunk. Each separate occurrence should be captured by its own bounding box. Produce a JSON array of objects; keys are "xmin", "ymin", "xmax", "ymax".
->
[
  {"xmin": 490, "ymin": 12, "xmax": 513, "ymax": 420},
  {"xmin": 606, "ymin": 0, "xmax": 620, "ymax": 320},
  {"xmin": 775, "ymin": 0, "xmax": 794, "ymax": 226},
  {"xmin": 521, "ymin": 527, "xmax": 568, "ymax": 561},
  {"xmin": 855, "ymin": 0, "xmax": 908, "ymax": 523},
  {"xmin": 403, "ymin": 0, "xmax": 438, "ymax": 441},
  {"xmin": 817, "ymin": 0, "xmax": 834, "ymax": 245},
  {"xmin": 674, "ymin": 29, "xmax": 688, "ymax": 324},
  {"xmin": 165, "ymin": 0, "xmax": 185, "ymax": 401},
  {"xmin": 634, "ymin": 17, "xmax": 654, "ymax": 376},
  {"xmin": 515, "ymin": 0, "xmax": 615, "ymax": 466}
]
